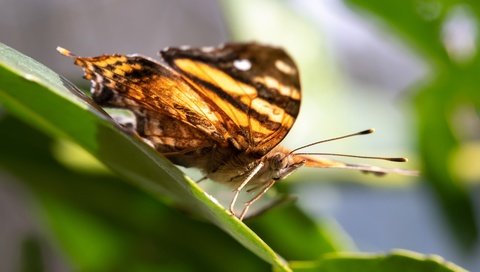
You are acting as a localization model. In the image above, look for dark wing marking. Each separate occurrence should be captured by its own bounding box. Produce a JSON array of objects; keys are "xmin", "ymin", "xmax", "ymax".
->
[
  {"xmin": 61, "ymin": 51, "xmax": 249, "ymax": 149},
  {"xmin": 161, "ymin": 42, "xmax": 301, "ymax": 156}
]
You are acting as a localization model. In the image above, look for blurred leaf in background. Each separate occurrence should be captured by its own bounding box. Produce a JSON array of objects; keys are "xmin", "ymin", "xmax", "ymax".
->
[{"xmin": 345, "ymin": 0, "xmax": 480, "ymax": 249}]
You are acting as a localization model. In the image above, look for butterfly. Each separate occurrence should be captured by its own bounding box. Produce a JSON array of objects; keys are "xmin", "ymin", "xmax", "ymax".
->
[{"xmin": 58, "ymin": 42, "xmax": 416, "ymax": 220}]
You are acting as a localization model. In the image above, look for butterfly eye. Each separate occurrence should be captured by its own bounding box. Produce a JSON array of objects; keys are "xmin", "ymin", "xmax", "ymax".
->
[
  {"xmin": 269, "ymin": 153, "xmax": 287, "ymax": 170},
  {"xmin": 233, "ymin": 59, "xmax": 252, "ymax": 71}
]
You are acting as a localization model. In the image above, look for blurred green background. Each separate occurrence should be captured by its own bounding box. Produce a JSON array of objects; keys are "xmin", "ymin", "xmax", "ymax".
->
[{"xmin": 0, "ymin": 0, "xmax": 479, "ymax": 271}]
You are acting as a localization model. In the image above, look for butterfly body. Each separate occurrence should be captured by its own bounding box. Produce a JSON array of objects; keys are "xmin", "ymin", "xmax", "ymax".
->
[
  {"xmin": 202, "ymin": 146, "xmax": 304, "ymax": 187},
  {"xmin": 58, "ymin": 42, "xmax": 415, "ymax": 220}
]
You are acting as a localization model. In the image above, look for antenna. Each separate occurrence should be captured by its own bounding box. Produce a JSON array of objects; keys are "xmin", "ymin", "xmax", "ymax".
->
[
  {"xmin": 289, "ymin": 129, "xmax": 408, "ymax": 163},
  {"xmin": 289, "ymin": 128, "xmax": 375, "ymax": 154},
  {"xmin": 293, "ymin": 152, "xmax": 407, "ymax": 162}
]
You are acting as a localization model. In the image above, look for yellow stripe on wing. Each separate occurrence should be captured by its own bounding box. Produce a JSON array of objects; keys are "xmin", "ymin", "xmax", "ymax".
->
[
  {"xmin": 174, "ymin": 58, "xmax": 257, "ymax": 96},
  {"xmin": 173, "ymin": 58, "xmax": 293, "ymax": 126}
]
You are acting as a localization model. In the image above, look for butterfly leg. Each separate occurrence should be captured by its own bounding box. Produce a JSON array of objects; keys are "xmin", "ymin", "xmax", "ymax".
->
[
  {"xmin": 196, "ymin": 176, "xmax": 208, "ymax": 183},
  {"xmin": 238, "ymin": 179, "xmax": 277, "ymax": 221},
  {"xmin": 246, "ymin": 183, "xmax": 264, "ymax": 193},
  {"xmin": 241, "ymin": 194, "xmax": 297, "ymax": 220},
  {"xmin": 229, "ymin": 162, "xmax": 264, "ymax": 218}
]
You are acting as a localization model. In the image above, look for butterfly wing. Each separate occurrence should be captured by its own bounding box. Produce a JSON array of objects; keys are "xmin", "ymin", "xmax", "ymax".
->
[
  {"xmin": 59, "ymin": 43, "xmax": 301, "ymax": 161},
  {"xmin": 59, "ymin": 49, "xmax": 252, "ymax": 150},
  {"xmin": 161, "ymin": 42, "xmax": 302, "ymax": 156}
]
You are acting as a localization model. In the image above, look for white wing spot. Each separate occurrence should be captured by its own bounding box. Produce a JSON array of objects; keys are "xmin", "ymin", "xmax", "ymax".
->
[
  {"xmin": 201, "ymin": 46, "xmax": 215, "ymax": 52},
  {"xmin": 179, "ymin": 45, "xmax": 191, "ymax": 50},
  {"xmin": 275, "ymin": 60, "xmax": 296, "ymax": 75},
  {"xmin": 233, "ymin": 59, "xmax": 252, "ymax": 71}
]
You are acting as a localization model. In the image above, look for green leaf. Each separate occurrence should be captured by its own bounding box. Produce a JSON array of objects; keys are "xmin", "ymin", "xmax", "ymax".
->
[
  {"xmin": 249, "ymin": 203, "xmax": 351, "ymax": 260},
  {"xmin": 0, "ymin": 42, "xmax": 290, "ymax": 271},
  {"xmin": 344, "ymin": 0, "xmax": 452, "ymax": 66},
  {"xmin": 0, "ymin": 115, "xmax": 269, "ymax": 272},
  {"xmin": 415, "ymin": 75, "xmax": 477, "ymax": 248},
  {"xmin": 289, "ymin": 250, "xmax": 467, "ymax": 272},
  {"xmin": 20, "ymin": 235, "xmax": 44, "ymax": 272}
]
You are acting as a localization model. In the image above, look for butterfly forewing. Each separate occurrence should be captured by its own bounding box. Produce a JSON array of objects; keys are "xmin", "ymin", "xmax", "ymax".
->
[{"xmin": 161, "ymin": 43, "xmax": 301, "ymax": 155}]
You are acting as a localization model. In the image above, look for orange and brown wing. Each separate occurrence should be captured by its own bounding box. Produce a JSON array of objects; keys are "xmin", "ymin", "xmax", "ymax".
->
[
  {"xmin": 138, "ymin": 109, "xmax": 219, "ymax": 168},
  {"xmin": 161, "ymin": 42, "xmax": 301, "ymax": 156},
  {"xmin": 58, "ymin": 47, "xmax": 245, "ymax": 149}
]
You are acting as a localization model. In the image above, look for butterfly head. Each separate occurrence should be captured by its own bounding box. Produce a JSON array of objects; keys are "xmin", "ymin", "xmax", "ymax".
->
[{"xmin": 265, "ymin": 148, "xmax": 306, "ymax": 181}]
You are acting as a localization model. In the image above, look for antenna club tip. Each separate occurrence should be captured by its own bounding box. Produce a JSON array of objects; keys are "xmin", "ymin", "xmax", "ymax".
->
[
  {"xmin": 360, "ymin": 129, "xmax": 375, "ymax": 135},
  {"xmin": 391, "ymin": 157, "xmax": 408, "ymax": 162}
]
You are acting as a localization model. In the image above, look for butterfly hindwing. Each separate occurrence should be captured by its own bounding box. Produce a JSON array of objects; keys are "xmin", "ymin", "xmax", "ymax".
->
[{"xmin": 138, "ymin": 109, "xmax": 218, "ymax": 168}]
